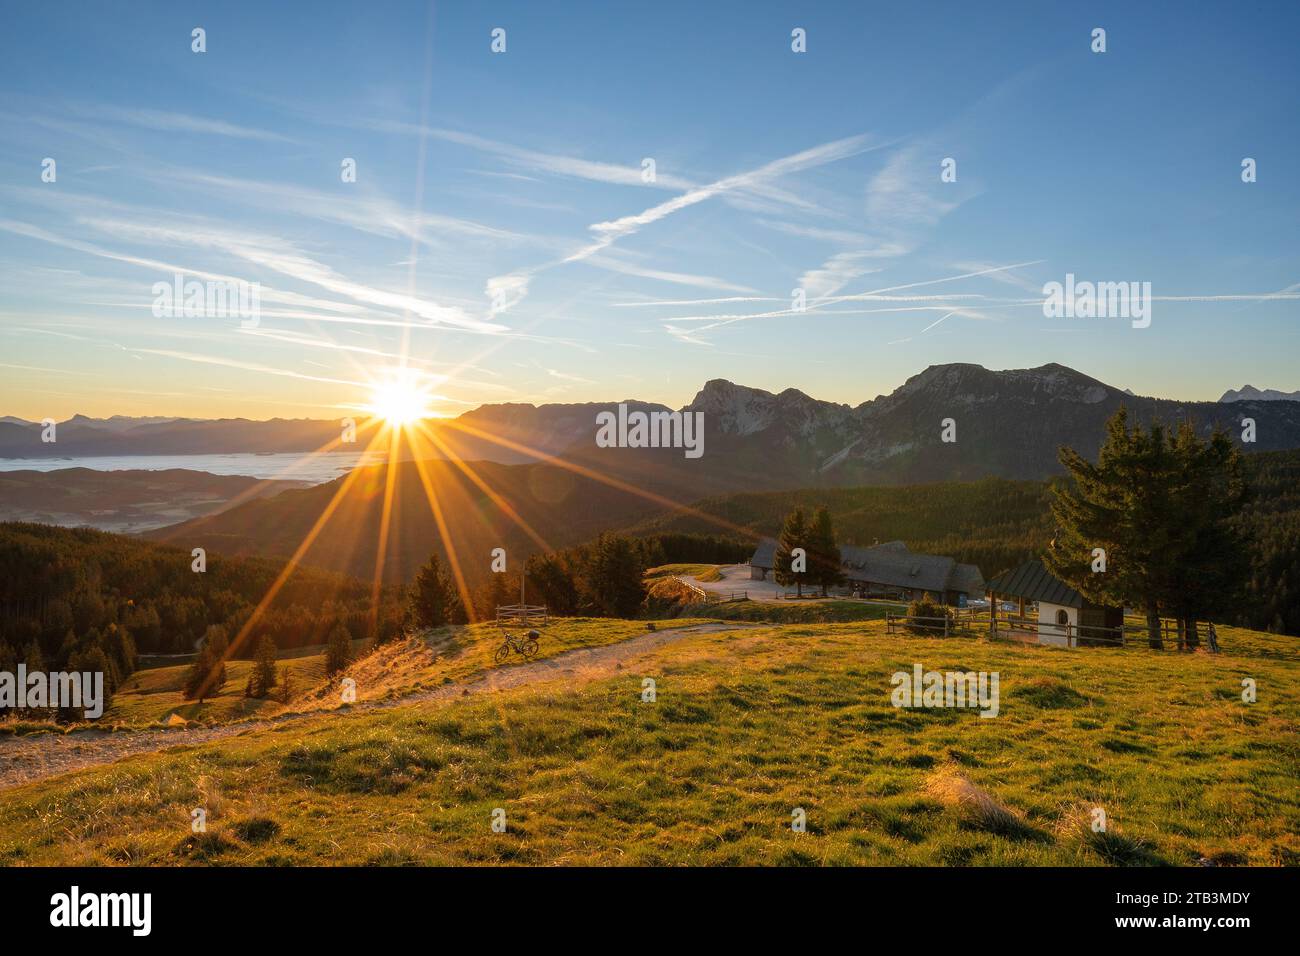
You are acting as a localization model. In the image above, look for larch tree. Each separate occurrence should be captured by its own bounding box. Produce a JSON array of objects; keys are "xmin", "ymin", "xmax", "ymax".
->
[
  {"xmin": 774, "ymin": 507, "xmax": 809, "ymax": 597},
  {"xmin": 809, "ymin": 507, "xmax": 844, "ymax": 597}
]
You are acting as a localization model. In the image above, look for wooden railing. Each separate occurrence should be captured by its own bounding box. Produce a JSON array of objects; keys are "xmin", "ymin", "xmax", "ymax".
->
[
  {"xmin": 885, "ymin": 613, "xmax": 969, "ymax": 637},
  {"xmin": 668, "ymin": 578, "xmax": 747, "ymax": 604},
  {"xmin": 885, "ymin": 610, "xmax": 1215, "ymax": 650}
]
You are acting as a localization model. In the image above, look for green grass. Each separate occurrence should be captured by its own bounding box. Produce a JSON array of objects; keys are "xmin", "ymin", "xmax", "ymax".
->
[
  {"xmin": 103, "ymin": 646, "xmax": 340, "ymax": 727},
  {"xmin": 56, "ymin": 619, "xmax": 706, "ymax": 731},
  {"xmin": 645, "ymin": 563, "xmax": 724, "ymax": 582},
  {"xmin": 1, "ymin": 619, "xmax": 1296, "ymax": 866},
  {"xmin": 700, "ymin": 600, "xmax": 894, "ymax": 624}
]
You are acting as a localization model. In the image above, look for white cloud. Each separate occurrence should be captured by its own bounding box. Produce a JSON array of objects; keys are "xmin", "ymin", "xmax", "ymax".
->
[
  {"xmin": 89, "ymin": 106, "xmax": 295, "ymax": 143},
  {"xmin": 586, "ymin": 255, "xmax": 757, "ymax": 293}
]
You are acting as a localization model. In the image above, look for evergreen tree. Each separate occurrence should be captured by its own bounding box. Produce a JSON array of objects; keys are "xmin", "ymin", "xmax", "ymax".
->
[
  {"xmin": 774, "ymin": 508, "xmax": 810, "ymax": 597},
  {"xmin": 63, "ymin": 644, "xmax": 112, "ymax": 721},
  {"xmin": 100, "ymin": 623, "xmax": 136, "ymax": 690},
  {"xmin": 584, "ymin": 533, "xmax": 645, "ymax": 618},
  {"xmin": 1163, "ymin": 423, "xmax": 1250, "ymax": 647},
  {"xmin": 406, "ymin": 553, "xmax": 467, "ymax": 629},
  {"xmin": 473, "ymin": 571, "xmax": 517, "ymax": 622},
  {"xmin": 275, "ymin": 664, "xmax": 295, "ymax": 705},
  {"xmin": 20, "ymin": 640, "xmax": 46, "ymax": 717},
  {"xmin": 1048, "ymin": 408, "xmax": 1184, "ymax": 648},
  {"xmin": 526, "ymin": 554, "xmax": 582, "ymax": 616},
  {"xmin": 182, "ymin": 625, "xmax": 229, "ymax": 701},
  {"xmin": 246, "ymin": 634, "xmax": 278, "ymax": 698},
  {"xmin": 324, "ymin": 622, "xmax": 353, "ymax": 676},
  {"xmin": 808, "ymin": 507, "xmax": 844, "ymax": 596}
]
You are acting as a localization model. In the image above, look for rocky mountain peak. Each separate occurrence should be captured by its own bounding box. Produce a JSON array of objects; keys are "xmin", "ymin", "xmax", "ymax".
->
[{"xmin": 1220, "ymin": 384, "xmax": 1300, "ymax": 403}]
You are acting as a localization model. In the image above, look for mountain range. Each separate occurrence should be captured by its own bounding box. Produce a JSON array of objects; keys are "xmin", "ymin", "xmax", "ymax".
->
[
  {"xmin": 1220, "ymin": 385, "xmax": 1300, "ymax": 403},
  {"xmin": 463, "ymin": 363, "xmax": 1300, "ymax": 496},
  {"xmin": 7, "ymin": 365, "xmax": 1300, "ymax": 493},
  {"xmin": 127, "ymin": 362, "xmax": 1300, "ymax": 586}
]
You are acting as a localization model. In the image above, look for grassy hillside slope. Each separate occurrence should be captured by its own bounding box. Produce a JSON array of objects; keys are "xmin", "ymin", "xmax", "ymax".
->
[
  {"xmin": 1, "ymin": 619, "xmax": 1295, "ymax": 866},
  {"xmin": 80, "ymin": 619, "xmax": 707, "ymax": 729}
]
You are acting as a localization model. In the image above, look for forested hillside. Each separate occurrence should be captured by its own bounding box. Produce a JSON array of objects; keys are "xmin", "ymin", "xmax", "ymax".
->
[
  {"xmin": 626, "ymin": 451, "xmax": 1300, "ymax": 636},
  {"xmin": 0, "ymin": 523, "xmax": 402, "ymax": 665},
  {"xmin": 628, "ymin": 477, "xmax": 1056, "ymax": 580}
]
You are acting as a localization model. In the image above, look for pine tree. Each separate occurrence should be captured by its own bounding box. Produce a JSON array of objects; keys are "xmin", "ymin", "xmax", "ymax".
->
[
  {"xmin": 406, "ymin": 553, "xmax": 466, "ymax": 630},
  {"xmin": 63, "ymin": 644, "xmax": 112, "ymax": 721},
  {"xmin": 246, "ymin": 634, "xmax": 278, "ymax": 698},
  {"xmin": 774, "ymin": 508, "xmax": 809, "ymax": 597},
  {"xmin": 584, "ymin": 533, "xmax": 645, "ymax": 618},
  {"xmin": 808, "ymin": 507, "xmax": 844, "ymax": 597},
  {"xmin": 324, "ymin": 622, "xmax": 353, "ymax": 676},
  {"xmin": 275, "ymin": 665, "xmax": 295, "ymax": 705},
  {"xmin": 1163, "ymin": 423, "xmax": 1250, "ymax": 647},
  {"xmin": 473, "ymin": 571, "xmax": 516, "ymax": 622},
  {"xmin": 20, "ymin": 640, "xmax": 47, "ymax": 718},
  {"xmin": 182, "ymin": 625, "xmax": 229, "ymax": 701},
  {"xmin": 1047, "ymin": 408, "xmax": 1184, "ymax": 648},
  {"xmin": 527, "ymin": 554, "xmax": 581, "ymax": 616}
]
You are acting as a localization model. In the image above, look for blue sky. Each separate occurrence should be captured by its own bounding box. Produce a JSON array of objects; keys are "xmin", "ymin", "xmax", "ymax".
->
[{"xmin": 1, "ymin": 0, "xmax": 1297, "ymax": 420}]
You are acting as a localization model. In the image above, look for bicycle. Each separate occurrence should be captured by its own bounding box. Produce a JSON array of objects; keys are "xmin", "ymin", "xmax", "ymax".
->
[{"xmin": 494, "ymin": 628, "xmax": 540, "ymax": 664}]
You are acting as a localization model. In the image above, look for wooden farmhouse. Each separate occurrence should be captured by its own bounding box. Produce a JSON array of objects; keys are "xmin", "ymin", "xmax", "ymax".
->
[
  {"xmin": 749, "ymin": 538, "xmax": 984, "ymax": 606},
  {"xmin": 984, "ymin": 559, "xmax": 1123, "ymax": 646}
]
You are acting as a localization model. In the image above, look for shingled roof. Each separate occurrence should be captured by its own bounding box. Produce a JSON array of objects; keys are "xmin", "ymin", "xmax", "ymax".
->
[
  {"xmin": 750, "ymin": 537, "xmax": 777, "ymax": 569},
  {"xmin": 984, "ymin": 559, "xmax": 1084, "ymax": 608},
  {"xmin": 749, "ymin": 538, "xmax": 984, "ymax": 596}
]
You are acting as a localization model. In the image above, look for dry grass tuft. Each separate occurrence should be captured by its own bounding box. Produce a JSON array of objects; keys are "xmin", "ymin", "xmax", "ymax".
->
[
  {"xmin": 924, "ymin": 766, "xmax": 1029, "ymax": 837},
  {"xmin": 1053, "ymin": 800, "xmax": 1164, "ymax": 865}
]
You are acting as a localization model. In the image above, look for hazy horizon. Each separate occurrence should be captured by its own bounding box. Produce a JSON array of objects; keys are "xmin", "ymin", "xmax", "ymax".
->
[{"xmin": 0, "ymin": 358, "xmax": 1285, "ymax": 424}]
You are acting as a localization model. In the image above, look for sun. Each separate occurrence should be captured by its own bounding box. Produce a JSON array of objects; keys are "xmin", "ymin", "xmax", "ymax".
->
[{"xmin": 365, "ymin": 369, "xmax": 435, "ymax": 426}]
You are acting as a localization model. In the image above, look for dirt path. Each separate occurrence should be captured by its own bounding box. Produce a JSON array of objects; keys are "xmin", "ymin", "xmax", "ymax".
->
[{"xmin": 0, "ymin": 622, "xmax": 750, "ymax": 793}]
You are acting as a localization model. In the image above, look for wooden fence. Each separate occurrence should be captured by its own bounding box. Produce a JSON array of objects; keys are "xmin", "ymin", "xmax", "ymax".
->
[
  {"xmin": 887, "ymin": 610, "xmax": 1218, "ymax": 650},
  {"xmin": 669, "ymin": 578, "xmax": 747, "ymax": 604}
]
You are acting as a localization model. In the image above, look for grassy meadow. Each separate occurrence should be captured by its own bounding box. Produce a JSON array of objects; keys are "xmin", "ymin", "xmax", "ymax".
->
[
  {"xmin": 644, "ymin": 563, "xmax": 725, "ymax": 582},
  {"xmin": 3, "ymin": 618, "xmax": 705, "ymax": 732},
  {"xmin": 0, "ymin": 617, "xmax": 1296, "ymax": 866}
]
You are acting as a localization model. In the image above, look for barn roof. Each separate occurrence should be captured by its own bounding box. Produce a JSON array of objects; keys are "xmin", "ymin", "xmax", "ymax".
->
[
  {"xmin": 749, "ymin": 537, "xmax": 984, "ymax": 596},
  {"xmin": 841, "ymin": 542, "xmax": 954, "ymax": 593},
  {"xmin": 750, "ymin": 538, "xmax": 776, "ymax": 569},
  {"xmin": 984, "ymin": 559, "xmax": 1085, "ymax": 608}
]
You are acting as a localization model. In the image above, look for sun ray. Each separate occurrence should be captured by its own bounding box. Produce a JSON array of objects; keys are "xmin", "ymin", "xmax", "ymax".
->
[
  {"xmin": 440, "ymin": 418, "xmax": 760, "ymax": 542},
  {"xmin": 158, "ymin": 417, "xmax": 385, "ymax": 531},
  {"xmin": 410, "ymin": 420, "xmax": 554, "ymax": 554},
  {"xmin": 404, "ymin": 431, "xmax": 479, "ymax": 624},
  {"xmin": 194, "ymin": 423, "xmax": 391, "ymax": 699},
  {"xmin": 368, "ymin": 420, "xmax": 404, "ymax": 636}
]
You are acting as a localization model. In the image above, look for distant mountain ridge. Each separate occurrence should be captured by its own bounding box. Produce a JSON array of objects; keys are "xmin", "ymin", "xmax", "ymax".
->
[
  {"xmin": 6, "ymin": 365, "xmax": 1300, "ymax": 486},
  {"xmin": 0, "ymin": 415, "xmax": 351, "ymax": 457},
  {"xmin": 1221, "ymin": 385, "xmax": 1300, "ymax": 403},
  {"xmin": 558, "ymin": 363, "xmax": 1300, "ymax": 493}
]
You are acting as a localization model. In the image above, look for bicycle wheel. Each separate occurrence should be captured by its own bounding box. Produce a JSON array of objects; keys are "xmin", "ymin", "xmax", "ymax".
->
[
  {"xmin": 522, "ymin": 638, "xmax": 539, "ymax": 660},
  {"xmin": 494, "ymin": 643, "xmax": 511, "ymax": 664}
]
